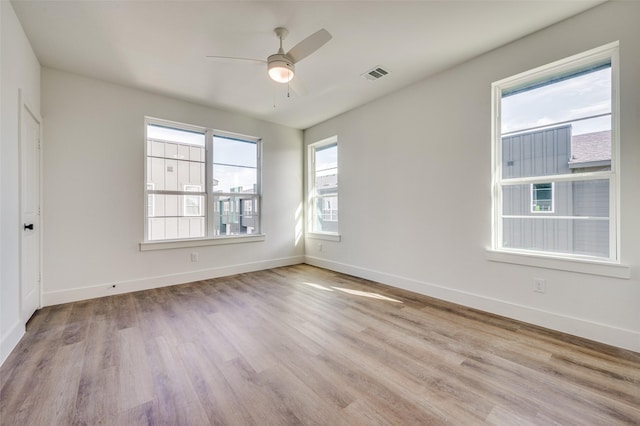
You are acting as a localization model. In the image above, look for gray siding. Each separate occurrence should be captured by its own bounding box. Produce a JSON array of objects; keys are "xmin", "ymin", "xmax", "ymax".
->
[
  {"xmin": 502, "ymin": 125, "xmax": 572, "ymax": 179},
  {"xmin": 572, "ymin": 180, "xmax": 609, "ymax": 257}
]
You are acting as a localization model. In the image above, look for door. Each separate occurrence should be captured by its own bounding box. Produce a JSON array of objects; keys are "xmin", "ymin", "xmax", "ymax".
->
[{"xmin": 20, "ymin": 100, "xmax": 41, "ymax": 323}]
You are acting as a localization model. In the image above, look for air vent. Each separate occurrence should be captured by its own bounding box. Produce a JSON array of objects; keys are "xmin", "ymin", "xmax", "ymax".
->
[{"xmin": 361, "ymin": 66, "xmax": 391, "ymax": 81}]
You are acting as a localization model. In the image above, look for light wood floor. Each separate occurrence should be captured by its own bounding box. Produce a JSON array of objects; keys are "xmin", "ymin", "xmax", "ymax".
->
[{"xmin": 1, "ymin": 265, "xmax": 639, "ymax": 425}]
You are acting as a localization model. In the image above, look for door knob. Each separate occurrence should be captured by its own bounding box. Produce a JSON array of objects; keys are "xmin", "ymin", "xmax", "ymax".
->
[{"xmin": 24, "ymin": 223, "xmax": 34, "ymax": 230}]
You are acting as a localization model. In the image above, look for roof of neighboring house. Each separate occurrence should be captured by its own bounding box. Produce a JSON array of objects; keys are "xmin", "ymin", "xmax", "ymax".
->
[
  {"xmin": 316, "ymin": 174, "xmax": 337, "ymax": 191},
  {"xmin": 570, "ymin": 130, "xmax": 611, "ymax": 167}
]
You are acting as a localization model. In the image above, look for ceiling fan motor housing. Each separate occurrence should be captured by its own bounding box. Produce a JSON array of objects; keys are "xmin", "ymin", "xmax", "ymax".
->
[{"xmin": 267, "ymin": 53, "xmax": 295, "ymax": 83}]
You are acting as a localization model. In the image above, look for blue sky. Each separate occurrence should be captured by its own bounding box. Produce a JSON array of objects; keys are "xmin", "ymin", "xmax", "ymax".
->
[{"xmin": 501, "ymin": 67, "xmax": 611, "ymax": 136}]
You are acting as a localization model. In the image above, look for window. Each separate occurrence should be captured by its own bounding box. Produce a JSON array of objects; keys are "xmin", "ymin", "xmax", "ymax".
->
[
  {"xmin": 145, "ymin": 118, "xmax": 261, "ymax": 242},
  {"xmin": 531, "ymin": 183, "xmax": 554, "ymax": 213},
  {"xmin": 183, "ymin": 185, "xmax": 202, "ymax": 217},
  {"xmin": 244, "ymin": 199, "xmax": 253, "ymax": 218},
  {"xmin": 213, "ymin": 134, "xmax": 260, "ymax": 236},
  {"xmin": 308, "ymin": 137, "xmax": 338, "ymax": 234},
  {"xmin": 492, "ymin": 42, "xmax": 618, "ymax": 261},
  {"xmin": 147, "ymin": 183, "xmax": 155, "ymax": 217}
]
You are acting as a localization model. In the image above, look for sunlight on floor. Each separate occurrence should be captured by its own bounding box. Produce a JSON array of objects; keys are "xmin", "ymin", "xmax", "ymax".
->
[
  {"xmin": 301, "ymin": 281, "xmax": 334, "ymax": 291},
  {"xmin": 331, "ymin": 287, "xmax": 403, "ymax": 303},
  {"xmin": 300, "ymin": 281, "xmax": 403, "ymax": 303}
]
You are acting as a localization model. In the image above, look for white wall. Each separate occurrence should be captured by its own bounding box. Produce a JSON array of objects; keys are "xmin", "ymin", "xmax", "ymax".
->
[
  {"xmin": 41, "ymin": 69, "xmax": 304, "ymax": 305},
  {"xmin": 1, "ymin": 1, "xmax": 41, "ymax": 364},
  {"xmin": 304, "ymin": 1, "xmax": 640, "ymax": 352}
]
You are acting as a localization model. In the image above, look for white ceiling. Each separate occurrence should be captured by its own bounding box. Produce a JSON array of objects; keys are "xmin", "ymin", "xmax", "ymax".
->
[{"xmin": 12, "ymin": 0, "xmax": 605, "ymax": 130}]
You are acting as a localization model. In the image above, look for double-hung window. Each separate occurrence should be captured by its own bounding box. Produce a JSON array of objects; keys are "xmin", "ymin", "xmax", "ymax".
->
[
  {"xmin": 308, "ymin": 137, "xmax": 338, "ymax": 235},
  {"xmin": 492, "ymin": 42, "xmax": 619, "ymax": 261},
  {"xmin": 212, "ymin": 133, "xmax": 260, "ymax": 237},
  {"xmin": 144, "ymin": 118, "xmax": 261, "ymax": 243}
]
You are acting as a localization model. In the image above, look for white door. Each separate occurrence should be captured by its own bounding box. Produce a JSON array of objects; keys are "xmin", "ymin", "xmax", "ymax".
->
[{"xmin": 20, "ymin": 100, "xmax": 41, "ymax": 323}]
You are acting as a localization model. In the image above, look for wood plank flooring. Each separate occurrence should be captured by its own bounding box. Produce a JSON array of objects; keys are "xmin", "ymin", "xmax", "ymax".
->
[{"xmin": 1, "ymin": 264, "xmax": 639, "ymax": 425}]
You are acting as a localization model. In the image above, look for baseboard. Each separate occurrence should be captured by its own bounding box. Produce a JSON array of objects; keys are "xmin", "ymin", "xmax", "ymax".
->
[
  {"xmin": 1, "ymin": 320, "xmax": 25, "ymax": 367},
  {"xmin": 43, "ymin": 255, "xmax": 305, "ymax": 306},
  {"xmin": 305, "ymin": 256, "xmax": 640, "ymax": 353}
]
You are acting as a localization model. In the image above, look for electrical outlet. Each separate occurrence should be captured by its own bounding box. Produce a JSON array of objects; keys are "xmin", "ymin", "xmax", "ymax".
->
[
  {"xmin": 533, "ymin": 278, "xmax": 546, "ymax": 293},
  {"xmin": 191, "ymin": 252, "xmax": 199, "ymax": 262},
  {"xmin": 318, "ymin": 243, "xmax": 324, "ymax": 252}
]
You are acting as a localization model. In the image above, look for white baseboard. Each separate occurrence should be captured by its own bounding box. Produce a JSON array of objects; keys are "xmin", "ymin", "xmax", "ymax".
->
[
  {"xmin": 1, "ymin": 320, "xmax": 25, "ymax": 367},
  {"xmin": 305, "ymin": 256, "xmax": 640, "ymax": 353},
  {"xmin": 43, "ymin": 255, "xmax": 305, "ymax": 306}
]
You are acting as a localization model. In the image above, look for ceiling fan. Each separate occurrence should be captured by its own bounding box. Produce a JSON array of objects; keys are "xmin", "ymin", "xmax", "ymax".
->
[{"xmin": 207, "ymin": 27, "xmax": 332, "ymax": 87}]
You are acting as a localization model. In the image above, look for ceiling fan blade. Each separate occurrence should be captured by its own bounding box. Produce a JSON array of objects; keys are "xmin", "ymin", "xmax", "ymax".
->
[
  {"xmin": 289, "ymin": 77, "xmax": 308, "ymax": 97},
  {"xmin": 206, "ymin": 56, "xmax": 266, "ymax": 65},
  {"xmin": 286, "ymin": 29, "xmax": 332, "ymax": 64}
]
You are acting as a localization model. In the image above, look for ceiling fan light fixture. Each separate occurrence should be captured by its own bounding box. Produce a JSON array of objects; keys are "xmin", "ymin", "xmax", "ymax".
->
[{"xmin": 268, "ymin": 54, "xmax": 295, "ymax": 83}]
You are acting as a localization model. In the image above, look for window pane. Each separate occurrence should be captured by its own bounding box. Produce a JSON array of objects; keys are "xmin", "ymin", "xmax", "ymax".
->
[
  {"xmin": 150, "ymin": 140, "xmax": 165, "ymax": 157},
  {"xmin": 148, "ymin": 216, "xmax": 205, "ymax": 241},
  {"xmin": 315, "ymin": 143, "xmax": 337, "ymax": 171},
  {"xmin": 503, "ymin": 180, "xmax": 608, "ymax": 216},
  {"xmin": 147, "ymin": 124, "xmax": 205, "ymax": 146},
  {"xmin": 315, "ymin": 195, "xmax": 338, "ymax": 233},
  {"xmin": 148, "ymin": 194, "xmax": 206, "ymax": 217},
  {"xmin": 148, "ymin": 159, "xmax": 205, "ymax": 191},
  {"xmin": 311, "ymin": 141, "xmax": 338, "ymax": 234},
  {"xmin": 148, "ymin": 157, "xmax": 165, "ymax": 190},
  {"xmin": 315, "ymin": 145, "xmax": 338, "ymax": 187},
  {"xmin": 213, "ymin": 196, "xmax": 258, "ymax": 236},
  {"xmin": 214, "ymin": 136, "xmax": 257, "ymax": 167},
  {"xmin": 501, "ymin": 65, "xmax": 612, "ymax": 180},
  {"xmin": 502, "ymin": 179, "xmax": 609, "ymax": 257},
  {"xmin": 502, "ymin": 217, "xmax": 609, "ymax": 258},
  {"xmin": 213, "ymin": 165, "xmax": 257, "ymax": 193},
  {"xmin": 146, "ymin": 124, "xmax": 205, "ymax": 193},
  {"xmin": 148, "ymin": 217, "xmax": 166, "ymax": 241},
  {"xmin": 315, "ymin": 172, "xmax": 337, "ymax": 195},
  {"xmin": 501, "ymin": 66, "xmax": 611, "ymax": 136}
]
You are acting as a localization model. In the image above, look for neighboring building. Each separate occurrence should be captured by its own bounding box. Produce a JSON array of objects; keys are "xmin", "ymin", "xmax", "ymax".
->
[
  {"xmin": 569, "ymin": 130, "xmax": 612, "ymax": 173},
  {"xmin": 217, "ymin": 186, "xmax": 258, "ymax": 235},
  {"xmin": 315, "ymin": 173, "xmax": 338, "ymax": 233},
  {"xmin": 501, "ymin": 126, "xmax": 610, "ymax": 257}
]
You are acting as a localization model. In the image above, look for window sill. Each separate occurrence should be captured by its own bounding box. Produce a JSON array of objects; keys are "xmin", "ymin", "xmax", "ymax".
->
[
  {"xmin": 140, "ymin": 234, "xmax": 266, "ymax": 251},
  {"xmin": 486, "ymin": 249, "xmax": 630, "ymax": 279},
  {"xmin": 307, "ymin": 232, "xmax": 341, "ymax": 242}
]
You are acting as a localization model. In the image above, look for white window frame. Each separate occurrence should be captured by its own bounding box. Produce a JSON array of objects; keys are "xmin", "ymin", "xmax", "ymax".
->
[
  {"xmin": 141, "ymin": 118, "xmax": 264, "ymax": 251},
  {"xmin": 490, "ymin": 42, "xmax": 623, "ymax": 270},
  {"xmin": 307, "ymin": 136, "xmax": 340, "ymax": 241}
]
